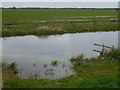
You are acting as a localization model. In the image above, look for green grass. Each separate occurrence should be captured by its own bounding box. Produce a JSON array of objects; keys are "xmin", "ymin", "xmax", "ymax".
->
[
  {"xmin": 3, "ymin": 49, "xmax": 119, "ymax": 88},
  {"xmin": 4, "ymin": 74, "xmax": 119, "ymax": 88},
  {"xmin": 3, "ymin": 9, "xmax": 118, "ymax": 24},
  {"xmin": 2, "ymin": 9, "xmax": 118, "ymax": 37}
]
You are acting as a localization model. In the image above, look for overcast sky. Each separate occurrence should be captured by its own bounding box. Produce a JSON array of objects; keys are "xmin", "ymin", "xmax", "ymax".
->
[
  {"xmin": 1, "ymin": 0, "xmax": 120, "ymax": 8},
  {"xmin": 1, "ymin": 0, "xmax": 120, "ymax": 2}
]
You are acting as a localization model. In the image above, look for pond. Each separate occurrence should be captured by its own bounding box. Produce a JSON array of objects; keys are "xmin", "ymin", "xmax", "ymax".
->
[{"xmin": 1, "ymin": 31, "xmax": 118, "ymax": 80}]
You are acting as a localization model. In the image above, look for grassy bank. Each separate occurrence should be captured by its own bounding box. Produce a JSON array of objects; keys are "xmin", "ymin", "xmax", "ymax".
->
[
  {"xmin": 3, "ymin": 49, "xmax": 119, "ymax": 88},
  {"xmin": 2, "ymin": 9, "xmax": 118, "ymax": 37}
]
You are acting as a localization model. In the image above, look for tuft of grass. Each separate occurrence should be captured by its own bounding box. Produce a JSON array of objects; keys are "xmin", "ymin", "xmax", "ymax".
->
[
  {"xmin": 36, "ymin": 26, "xmax": 50, "ymax": 31},
  {"xmin": 43, "ymin": 64, "xmax": 48, "ymax": 68},
  {"xmin": 104, "ymin": 48, "xmax": 118, "ymax": 60},
  {"xmin": 3, "ymin": 62, "xmax": 18, "ymax": 74},
  {"xmin": 71, "ymin": 54, "xmax": 84, "ymax": 61},
  {"xmin": 70, "ymin": 54, "xmax": 85, "ymax": 66},
  {"xmin": 51, "ymin": 60, "xmax": 58, "ymax": 67}
]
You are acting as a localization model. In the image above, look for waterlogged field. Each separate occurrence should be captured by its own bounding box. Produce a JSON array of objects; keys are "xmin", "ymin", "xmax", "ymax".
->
[
  {"xmin": 2, "ymin": 9, "xmax": 119, "ymax": 88},
  {"xmin": 2, "ymin": 9, "xmax": 118, "ymax": 37}
]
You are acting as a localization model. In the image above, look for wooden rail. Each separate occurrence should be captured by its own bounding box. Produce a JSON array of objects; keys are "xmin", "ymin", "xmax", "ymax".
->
[{"xmin": 94, "ymin": 44, "xmax": 114, "ymax": 49}]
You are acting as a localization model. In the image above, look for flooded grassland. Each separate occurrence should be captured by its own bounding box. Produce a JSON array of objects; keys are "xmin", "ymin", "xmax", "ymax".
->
[{"xmin": 1, "ymin": 9, "xmax": 120, "ymax": 88}]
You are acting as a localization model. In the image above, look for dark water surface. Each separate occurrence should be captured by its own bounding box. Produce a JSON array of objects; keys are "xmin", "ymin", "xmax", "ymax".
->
[{"xmin": 1, "ymin": 31, "xmax": 118, "ymax": 79}]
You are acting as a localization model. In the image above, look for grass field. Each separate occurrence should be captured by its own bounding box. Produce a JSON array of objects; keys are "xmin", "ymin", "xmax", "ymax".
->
[
  {"xmin": 2, "ymin": 9, "xmax": 118, "ymax": 37},
  {"xmin": 3, "ymin": 49, "xmax": 119, "ymax": 88}
]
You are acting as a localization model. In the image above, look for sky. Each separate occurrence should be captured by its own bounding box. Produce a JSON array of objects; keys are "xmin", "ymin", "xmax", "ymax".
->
[
  {"xmin": 1, "ymin": 0, "xmax": 120, "ymax": 2},
  {"xmin": 1, "ymin": 0, "xmax": 120, "ymax": 8}
]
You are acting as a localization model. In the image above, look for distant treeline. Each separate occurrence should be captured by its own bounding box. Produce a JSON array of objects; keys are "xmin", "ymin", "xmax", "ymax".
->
[{"xmin": 1, "ymin": 7, "xmax": 119, "ymax": 10}]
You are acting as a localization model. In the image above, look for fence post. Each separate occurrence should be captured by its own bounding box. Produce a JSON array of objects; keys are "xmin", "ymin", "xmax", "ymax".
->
[
  {"xmin": 112, "ymin": 46, "xmax": 114, "ymax": 50},
  {"xmin": 101, "ymin": 44, "xmax": 105, "ymax": 55}
]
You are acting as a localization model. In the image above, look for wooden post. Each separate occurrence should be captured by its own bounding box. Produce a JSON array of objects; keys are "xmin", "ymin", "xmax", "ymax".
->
[
  {"xmin": 112, "ymin": 46, "xmax": 114, "ymax": 50},
  {"xmin": 101, "ymin": 44, "xmax": 105, "ymax": 55}
]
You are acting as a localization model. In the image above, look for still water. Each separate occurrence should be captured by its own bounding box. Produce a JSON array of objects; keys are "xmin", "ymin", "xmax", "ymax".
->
[{"xmin": 1, "ymin": 31, "xmax": 118, "ymax": 79}]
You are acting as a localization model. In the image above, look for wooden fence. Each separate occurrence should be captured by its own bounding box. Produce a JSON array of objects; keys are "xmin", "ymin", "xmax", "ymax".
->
[{"xmin": 93, "ymin": 43, "xmax": 114, "ymax": 55}]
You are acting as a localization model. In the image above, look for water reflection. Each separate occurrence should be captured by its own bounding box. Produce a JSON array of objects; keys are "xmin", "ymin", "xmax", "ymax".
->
[
  {"xmin": 1, "ymin": 31, "xmax": 118, "ymax": 79},
  {"xmin": 37, "ymin": 35, "xmax": 49, "ymax": 39}
]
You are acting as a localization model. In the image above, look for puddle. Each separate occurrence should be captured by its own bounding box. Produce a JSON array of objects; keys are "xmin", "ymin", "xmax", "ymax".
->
[
  {"xmin": 52, "ymin": 19, "xmax": 92, "ymax": 22},
  {"xmin": 64, "ymin": 16, "xmax": 116, "ymax": 18},
  {"xmin": 34, "ymin": 19, "xmax": 92, "ymax": 23},
  {"xmin": 34, "ymin": 16, "xmax": 116, "ymax": 23},
  {"xmin": 109, "ymin": 18, "xmax": 118, "ymax": 21}
]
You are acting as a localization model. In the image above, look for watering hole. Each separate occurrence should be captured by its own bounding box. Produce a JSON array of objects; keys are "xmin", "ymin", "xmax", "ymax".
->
[{"xmin": 1, "ymin": 31, "xmax": 118, "ymax": 79}]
